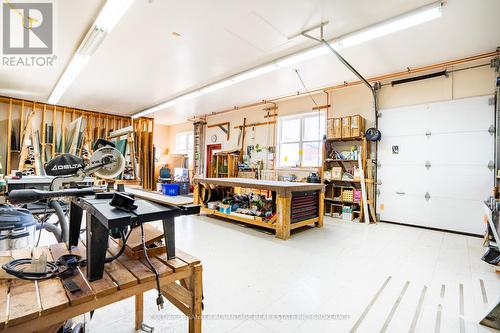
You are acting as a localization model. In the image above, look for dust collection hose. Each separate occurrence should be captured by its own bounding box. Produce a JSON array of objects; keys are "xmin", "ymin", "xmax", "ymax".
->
[{"xmin": 49, "ymin": 200, "xmax": 68, "ymax": 243}]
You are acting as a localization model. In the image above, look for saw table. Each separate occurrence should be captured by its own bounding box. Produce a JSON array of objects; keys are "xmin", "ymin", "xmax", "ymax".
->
[{"xmin": 69, "ymin": 194, "xmax": 199, "ymax": 281}]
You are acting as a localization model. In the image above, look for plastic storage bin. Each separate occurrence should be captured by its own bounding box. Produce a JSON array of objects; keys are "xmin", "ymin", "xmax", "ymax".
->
[{"xmin": 162, "ymin": 183, "xmax": 179, "ymax": 196}]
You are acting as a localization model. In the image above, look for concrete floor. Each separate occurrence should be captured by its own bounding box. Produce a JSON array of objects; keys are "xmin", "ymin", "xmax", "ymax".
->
[{"xmin": 81, "ymin": 215, "xmax": 499, "ymax": 333}]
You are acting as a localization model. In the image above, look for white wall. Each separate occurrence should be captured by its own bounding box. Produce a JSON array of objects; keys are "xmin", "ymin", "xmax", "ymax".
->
[{"xmin": 156, "ymin": 58, "xmax": 497, "ymax": 177}]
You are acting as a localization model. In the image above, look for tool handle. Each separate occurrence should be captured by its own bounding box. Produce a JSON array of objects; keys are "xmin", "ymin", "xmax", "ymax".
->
[{"xmin": 8, "ymin": 188, "xmax": 95, "ymax": 204}]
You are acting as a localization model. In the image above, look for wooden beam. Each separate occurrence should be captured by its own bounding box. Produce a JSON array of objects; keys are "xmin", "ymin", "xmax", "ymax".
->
[
  {"xmin": 234, "ymin": 120, "xmax": 275, "ymax": 129},
  {"xmin": 312, "ymin": 104, "xmax": 330, "ymax": 111},
  {"xmin": 7, "ymin": 98, "xmax": 12, "ymax": 175}
]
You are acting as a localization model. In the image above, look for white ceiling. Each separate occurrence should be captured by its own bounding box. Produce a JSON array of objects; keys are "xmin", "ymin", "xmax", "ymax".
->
[{"xmin": 1, "ymin": 0, "xmax": 499, "ymax": 124}]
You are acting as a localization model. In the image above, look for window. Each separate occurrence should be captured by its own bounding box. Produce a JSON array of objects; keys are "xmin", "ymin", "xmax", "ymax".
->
[
  {"xmin": 278, "ymin": 111, "xmax": 325, "ymax": 167},
  {"xmin": 175, "ymin": 131, "xmax": 194, "ymax": 165}
]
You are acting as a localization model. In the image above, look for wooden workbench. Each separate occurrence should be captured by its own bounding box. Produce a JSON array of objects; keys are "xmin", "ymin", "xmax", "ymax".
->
[
  {"xmin": 0, "ymin": 241, "xmax": 203, "ymax": 333},
  {"xmin": 193, "ymin": 177, "xmax": 325, "ymax": 240}
]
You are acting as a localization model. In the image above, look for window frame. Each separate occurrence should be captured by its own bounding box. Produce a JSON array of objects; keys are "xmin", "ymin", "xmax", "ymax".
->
[
  {"xmin": 175, "ymin": 131, "xmax": 194, "ymax": 163},
  {"xmin": 277, "ymin": 111, "xmax": 325, "ymax": 168}
]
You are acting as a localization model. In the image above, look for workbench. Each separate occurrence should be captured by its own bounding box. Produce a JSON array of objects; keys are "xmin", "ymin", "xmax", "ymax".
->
[
  {"xmin": 0, "ymin": 241, "xmax": 203, "ymax": 333},
  {"xmin": 193, "ymin": 177, "xmax": 325, "ymax": 240}
]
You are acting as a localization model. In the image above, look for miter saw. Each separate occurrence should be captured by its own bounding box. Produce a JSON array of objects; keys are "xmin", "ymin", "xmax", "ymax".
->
[
  {"xmin": 7, "ymin": 139, "xmax": 126, "ymax": 243},
  {"xmin": 46, "ymin": 138, "xmax": 125, "ymax": 191}
]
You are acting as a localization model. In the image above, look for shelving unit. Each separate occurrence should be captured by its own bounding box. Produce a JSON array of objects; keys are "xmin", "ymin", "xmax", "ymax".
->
[
  {"xmin": 1, "ymin": 97, "xmax": 131, "ymax": 176},
  {"xmin": 211, "ymin": 152, "xmax": 239, "ymax": 178},
  {"xmin": 321, "ymin": 135, "xmax": 374, "ymax": 222}
]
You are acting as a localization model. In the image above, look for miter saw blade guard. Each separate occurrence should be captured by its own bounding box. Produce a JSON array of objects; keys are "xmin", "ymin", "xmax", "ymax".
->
[
  {"xmin": 45, "ymin": 154, "xmax": 86, "ymax": 177},
  {"xmin": 90, "ymin": 146, "xmax": 126, "ymax": 179}
]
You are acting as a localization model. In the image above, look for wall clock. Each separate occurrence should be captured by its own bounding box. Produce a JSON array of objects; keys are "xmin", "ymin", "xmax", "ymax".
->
[{"xmin": 211, "ymin": 134, "xmax": 217, "ymax": 143}]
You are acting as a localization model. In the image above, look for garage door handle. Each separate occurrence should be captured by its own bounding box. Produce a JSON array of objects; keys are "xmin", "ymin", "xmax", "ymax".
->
[
  {"xmin": 396, "ymin": 191, "xmax": 406, "ymax": 195},
  {"xmin": 425, "ymin": 192, "xmax": 431, "ymax": 201}
]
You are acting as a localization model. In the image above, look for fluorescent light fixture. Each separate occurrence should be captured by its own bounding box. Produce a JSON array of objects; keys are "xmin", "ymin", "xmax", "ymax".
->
[
  {"xmin": 47, "ymin": 0, "xmax": 134, "ymax": 105},
  {"xmin": 94, "ymin": 0, "xmax": 135, "ymax": 32},
  {"xmin": 134, "ymin": 1, "xmax": 443, "ymax": 118},
  {"xmin": 275, "ymin": 46, "xmax": 330, "ymax": 68},
  {"xmin": 48, "ymin": 54, "xmax": 89, "ymax": 104},
  {"xmin": 335, "ymin": 2, "xmax": 442, "ymax": 48}
]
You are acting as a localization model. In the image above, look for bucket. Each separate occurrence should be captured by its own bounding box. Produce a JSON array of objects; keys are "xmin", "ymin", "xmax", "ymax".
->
[{"xmin": 162, "ymin": 183, "xmax": 179, "ymax": 196}]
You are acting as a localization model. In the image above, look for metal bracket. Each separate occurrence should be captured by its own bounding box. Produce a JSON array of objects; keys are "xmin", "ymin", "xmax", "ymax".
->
[
  {"xmin": 376, "ymin": 179, "xmax": 382, "ymax": 185},
  {"xmin": 489, "ymin": 125, "xmax": 495, "ymax": 135},
  {"xmin": 489, "ymin": 97, "xmax": 495, "ymax": 106},
  {"xmin": 488, "ymin": 160, "xmax": 495, "ymax": 171},
  {"xmin": 376, "ymin": 188, "xmax": 380, "ymax": 196},
  {"xmin": 137, "ymin": 323, "xmax": 154, "ymax": 333},
  {"xmin": 373, "ymin": 81, "xmax": 382, "ymax": 91},
  {"xmin": 377, "ymin": 112, "xmax": 382, "ymax": 118},
  {"xmin": 425, "ymin": 192, "xmax": 431, "ymax": 201},
  {"xmin": 377, "ymin": 161, "xmax": 382, "ymax": 167},
  {"xmin": 425, "ymin": 160, "xmax": 431, "ymax": 170},
  {"xmin": 491, "ymin": 57, "xmax": 500, "ymax": 72},
  {"xmin": 425, "ymin": 130, "xmax": 432, "ymax": 138}
]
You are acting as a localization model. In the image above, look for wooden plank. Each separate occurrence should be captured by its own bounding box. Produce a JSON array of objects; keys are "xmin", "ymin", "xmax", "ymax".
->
[
  {"xmin": 175, "ymin": 249, "xmax": 200, "ymax": 266},
  {"xmin": 124, "ymin": 186, "xmax": 194, "ymax": 206},
  {"xmin": 81, "ymin": 240, "xmax": 138, "ymax": 290},
  {"xmin": 135, "ymin": 293, "xmax": 143, "ymax": 331},
  {"xmin": 189, "ymin": 264, "xmax": 203, "ymax": 333},
  {"xmin": 123, "ymin": 224, "xmax": 163, "ymax": 251},
  {"xmin": 107, "ymin": 240, "xmax": 155, "ymax": 282},
  {"xmin": 7, "ymin": 98, "xmax": 12, "ymax": 175},
  {"xmin": 161, "ymin": 282, "xmax": 193, "ymax": 309},
  {"xmin": 193, "ymin": 177, "xmax": 324, "ymax": 194},
  {"xmin": 156, "ymin": 253, "xmax": 189, "ymax": 272},
  {"xmin": 8, "ymin": 279, "xmax": 39, "ymax": 326},
  {"xmin": 290, "ymin": 217, "xmax": 319, "ymax": 230},
  {"xmin": 276, "ymin": 195, "xmax": 291, "ymax": 240},
  {"xmin": 1, "ymin": 269, "xmax": 192, "ymax": 333},
  {"xmin": 61, "ymin": 108, "xmax": 66, "ymax": 153},
  {"xmin": 52, "ymin": 106, "xmax": 57, "ymax": 157},
  {"xmin": 0, "ymin": 281, "xmax": 9, "ymax": 329},
  {"xmin": 32, "ymin": 247, "xmax": 69, "ymax": 316},
  {"xmin": 70, "ymin": 243, "xmax": 118, "ymax": 298},
  {"xmin": 8, "ymin": 246, "xmax": 39, "ymax": 327},
  {"xmin": 49, "ymin": 243, "xmax": 95, "ymax": 306},
  {"xmin": 200, "ymin": 208, "xmax": 276, "ymax": 230},
  {"xmin": 109, "ymin": 238, "xmax": 173, "ymax": 279}
]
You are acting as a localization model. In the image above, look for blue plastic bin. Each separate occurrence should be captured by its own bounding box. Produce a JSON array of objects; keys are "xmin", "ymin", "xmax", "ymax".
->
[{"xmin": 162, "ymin": 183, "xmax": 179, "ymax": 196}]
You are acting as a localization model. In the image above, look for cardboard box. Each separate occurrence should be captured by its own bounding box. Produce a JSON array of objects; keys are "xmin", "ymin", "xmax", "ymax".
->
[
  {"xmin": 331, "ymin": 167, "xmax": 343, "ymax": 180},
  {"xmin": 341, "ymin": 117, "xmax": 351, "ymax": 138},
  {"xmin": 327, "ymin": 119, "xmax": 335, "ymax": 139},
  {"xmin": 333, "ymin": 118, "xmax": 342, "ymax": 139},
  {"xmin": 350, "ymin": 115, "xmax": 365, "ymax": 137}
]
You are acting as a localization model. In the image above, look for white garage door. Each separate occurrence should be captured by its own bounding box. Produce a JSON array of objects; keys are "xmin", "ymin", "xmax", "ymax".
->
[{"xmin": 377, "ymin": 95, "xmax": 494, "ymax": 235}]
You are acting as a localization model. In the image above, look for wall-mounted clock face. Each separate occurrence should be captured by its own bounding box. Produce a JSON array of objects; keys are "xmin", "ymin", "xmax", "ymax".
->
[{"xmin": 211, "ymin": 134, "xmax": 217, "ymax": 142}]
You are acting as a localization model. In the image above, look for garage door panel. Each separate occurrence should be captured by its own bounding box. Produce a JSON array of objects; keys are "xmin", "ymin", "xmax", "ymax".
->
[
  {"xmin": 427, "ymin": 132, "xmax": 493, "ymax": 165},
  {"xmin": 379, "ymin": 194, "xmax": 430, "ymax": 227},
  {"xmin": 427, "ymin": 96, "xmax": 493, "ymax": 133},
  {"xmin": 377, "ymin": 95, "xmax": 494, "ymax": 235},
  {"xmin": 378, "ymin": 165, "xmax": 429, "ymax": 194},
  {"xmin": 426, "ymin": 166, "xmax": 493, "ymax": 200},
  {"xmin": 379, "ymin": 105, "xmax": 431, "ymax": 136},
  {"xmin": 378, "ymin": 135, "xmax": 429, "ymax": 165},
  {"xmin": 427, "ymin": 197, "xmax": 485, "ymax": 235}
]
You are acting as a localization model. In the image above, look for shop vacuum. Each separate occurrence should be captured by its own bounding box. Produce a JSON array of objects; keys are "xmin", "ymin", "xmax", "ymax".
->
[{"xmin": 0, "ymin": 204, "xmax": 37, "ymax": 251}]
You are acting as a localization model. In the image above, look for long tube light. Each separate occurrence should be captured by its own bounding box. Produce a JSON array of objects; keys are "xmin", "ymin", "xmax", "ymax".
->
[
  {"xmin": 132, "ymin": 1, "xmax": 443, "ymax": 118},
  {"xmin": 48, "ymin": 0, "xmax": 134, "ymax": 105}
]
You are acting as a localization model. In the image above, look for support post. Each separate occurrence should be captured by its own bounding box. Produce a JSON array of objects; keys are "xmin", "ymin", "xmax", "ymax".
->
[
  {"xmin": 135, "ymin": 293, "xmax": 144, "ymax": 331},
  {"xmin": 189, "ymin": 264, "xmax": 203, "ymax": 333}
]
